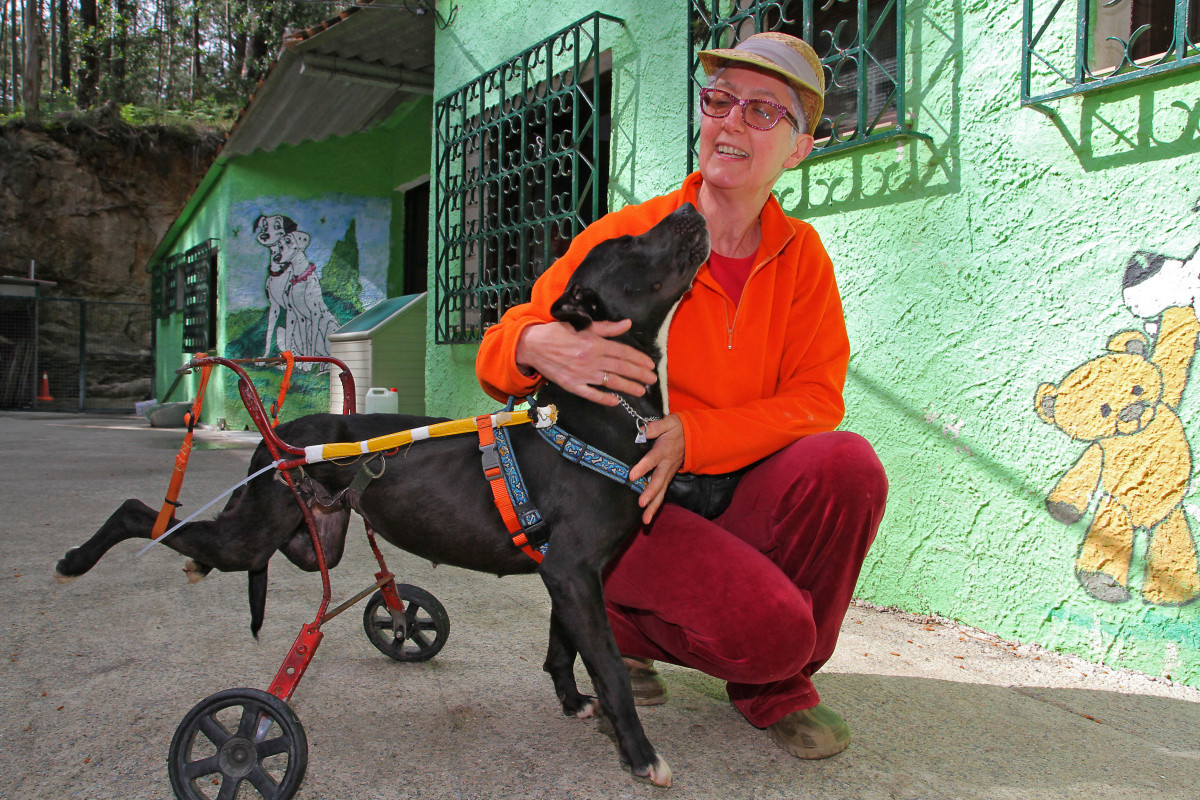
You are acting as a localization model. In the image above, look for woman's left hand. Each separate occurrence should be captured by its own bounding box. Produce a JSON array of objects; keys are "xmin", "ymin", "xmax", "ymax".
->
[{"xmin": 629, "ymin": 414, "xmax": 685, "ymax": 524}]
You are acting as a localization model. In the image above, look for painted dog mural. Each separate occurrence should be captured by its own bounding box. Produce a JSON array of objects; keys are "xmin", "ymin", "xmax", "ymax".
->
[
  {"xmin": 1035, "ymin": 244, "xmax": 1200, "ymax": 607},
  {"xmin": 253, "ymin": 213, "xmax": 340, "ymax": 369}
]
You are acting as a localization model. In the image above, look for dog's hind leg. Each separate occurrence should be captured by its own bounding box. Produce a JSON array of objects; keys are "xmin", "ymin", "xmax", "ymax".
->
[
  {"xmin": 540, "ymin": 566, "xmax": 671, "ymax": 787},
  {"xmin": 545, "ymin": 611, "xmax": 598, "ymax": 719},
  {"xmin": 55, "ymin": 498, "xmax": 165, "ymax": 581},
  {"xmin": 55, "ymin": 471, "xmax": 303, "ymax": 581}
]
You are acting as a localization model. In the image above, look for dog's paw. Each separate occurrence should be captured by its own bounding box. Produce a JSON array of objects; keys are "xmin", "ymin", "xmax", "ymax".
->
[
  {"xmin": 54, "ymin": 548, "xmax": 83, "ymax": 583},
  {"xmin": 183, "ymin": 559, "xmax": 211, "ymax": 583},
  {"xmin": 574, "ymin": 698, "xmax": 600, "ymax": 719},
  {"xmin": 631, "ymin": 755, "xmax": 672, "ymax": 788}
]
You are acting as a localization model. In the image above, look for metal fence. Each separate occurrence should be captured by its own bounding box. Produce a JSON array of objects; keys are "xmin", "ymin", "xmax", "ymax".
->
[{"xmin": 0, "ymin": 297, "xmax": 153, "ymax": 412}]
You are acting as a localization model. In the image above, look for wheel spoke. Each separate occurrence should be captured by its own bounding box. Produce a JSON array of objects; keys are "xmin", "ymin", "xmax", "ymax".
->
[
  {"xmin": 371, "ymin": 616, "xmax": 393, "ymax": 632},
  {"xmin": 410, "ymin": 630, "xmax": 430, "ymax": 649},
  {"xmin": 197, "ymin": 714, "xmax": 231, "ymax": 748},
  {"xmin": 256, "ymin": 735, "xmax": 290, "ymax": 759},
  {"xmin": 216, "ymin": 775, "xmax": 241, "ymax": 800},
  {"xmin": 247, "ymin": 765, "xmax": 283, "ymax": 799},
  {"xmin": 182, "ymin": 754, "xmax": 221, "ymax": 780},
  {"xmin": 236, "ymin": 701, "xmax": 265, "ymax": 739}
]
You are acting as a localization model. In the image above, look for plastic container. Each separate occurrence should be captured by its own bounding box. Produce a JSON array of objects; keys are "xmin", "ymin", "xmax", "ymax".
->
[{"xmin": 364, "ymin": 387, "xmax": 399, "ymax": 414}]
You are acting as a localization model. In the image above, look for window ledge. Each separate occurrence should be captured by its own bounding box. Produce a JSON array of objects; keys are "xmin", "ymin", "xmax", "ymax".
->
[{"xmin": 806, "ymin": 127, "xmax": 932, "ymax": 161}]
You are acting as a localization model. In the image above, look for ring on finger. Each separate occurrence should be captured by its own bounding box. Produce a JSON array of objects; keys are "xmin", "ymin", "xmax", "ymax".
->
[{"xmin": 601, "ymin": 371, "xmax": 610, "ymax": 387}]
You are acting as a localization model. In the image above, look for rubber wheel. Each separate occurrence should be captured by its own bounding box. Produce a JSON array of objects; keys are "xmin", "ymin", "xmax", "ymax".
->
[
  {"xmin": 362, "ymin": 583, "xmax": 450, "ymax": 662},
  {"xmin": 168, "ymin": 687, "xmax": 307, "ymax": 800}
]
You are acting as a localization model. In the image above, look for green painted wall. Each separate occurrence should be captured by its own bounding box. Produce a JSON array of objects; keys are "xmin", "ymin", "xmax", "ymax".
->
[
  {"xmin": 426, "ymin": 1, "xmax": 1200, "ymax": 686},
  {"xmin": 153, "ymin": 96, "xmax": 433, "ymax": 428}
]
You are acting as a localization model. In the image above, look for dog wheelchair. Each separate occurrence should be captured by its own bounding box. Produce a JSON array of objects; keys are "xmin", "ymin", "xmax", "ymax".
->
[{"xmin": 153, "ymin": 353, "xmax": 549, "ymax": 800}]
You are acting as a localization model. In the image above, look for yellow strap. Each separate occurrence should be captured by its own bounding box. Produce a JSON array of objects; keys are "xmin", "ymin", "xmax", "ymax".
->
[{"xmin": 314, "ymin": 408, "xmax": 555, "ymax": 461}]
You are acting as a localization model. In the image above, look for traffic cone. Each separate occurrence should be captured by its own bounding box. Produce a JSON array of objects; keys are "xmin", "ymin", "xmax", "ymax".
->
[{"xmin": 37, "ymin": 372, "xmax": 53, "ymax": 402}]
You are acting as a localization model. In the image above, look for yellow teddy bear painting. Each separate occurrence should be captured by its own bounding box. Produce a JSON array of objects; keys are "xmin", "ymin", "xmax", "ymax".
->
[{"xmin": 1035, "ymin": 246, "xmax": 1200, "ymax": 606}]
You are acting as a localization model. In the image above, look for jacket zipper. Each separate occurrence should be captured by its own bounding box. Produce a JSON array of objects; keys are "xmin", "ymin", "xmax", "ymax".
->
[{"xmin": 721, "ymin": 259, "xmax": 765, "ymax": 350}]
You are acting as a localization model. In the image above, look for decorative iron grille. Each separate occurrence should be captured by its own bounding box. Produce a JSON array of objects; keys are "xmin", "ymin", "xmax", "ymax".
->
[
  {"xmin": 151, "ymin": 253, "xmax": 181, "ymax": 318},
  {"xmin": 181, "ymin": 241, "xmax": 218, "ymax": 352},
  {"xmin": 688, "ymin": 0, "xmax": 921, "ymax": 166},
  {"xmin": 433, "ymin": 13, "xmax": 620, "ymax": 344},
  {"xmin": 150, "ymin": 240, "xmax": 218, "ymax": 352},
  {"xmin": 1023, "ymin": 0, "xmax": 1200, "ymax": 105}
]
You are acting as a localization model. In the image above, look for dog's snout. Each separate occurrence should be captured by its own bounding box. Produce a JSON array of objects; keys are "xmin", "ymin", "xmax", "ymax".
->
[
  {"xmin": 666, "ymin": 203, "xmax": 709, "ymax": 267},
  {"xmin": 1117, "ymin": 401, "xmax": 1145, "ymax": 423}
]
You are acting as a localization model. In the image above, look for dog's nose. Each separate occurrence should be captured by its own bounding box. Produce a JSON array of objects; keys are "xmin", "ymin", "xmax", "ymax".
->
[{"xmin": 1117, "ymin": 401, "xmax": 1145, "ymax": 423}]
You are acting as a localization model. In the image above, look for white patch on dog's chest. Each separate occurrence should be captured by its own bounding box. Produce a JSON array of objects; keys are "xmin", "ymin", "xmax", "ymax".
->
[{"xmin": 655, "ymin": 299, "xmax": 683, "ymax": 415}]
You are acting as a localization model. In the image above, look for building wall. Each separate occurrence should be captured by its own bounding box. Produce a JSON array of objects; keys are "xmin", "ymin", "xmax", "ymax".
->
[
  {"xmin": 153, "ymin": 96, "xmax": 433, "ymax": 427},
  {"xmin": 425, "ymin": 0, "xmax": 1200, "ymax": 686}
]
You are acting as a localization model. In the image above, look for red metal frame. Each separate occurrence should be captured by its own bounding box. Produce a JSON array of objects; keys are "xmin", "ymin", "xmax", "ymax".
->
[{"xmin": 175, "ymin": 354, "xmax": 404, "ymax": 702}]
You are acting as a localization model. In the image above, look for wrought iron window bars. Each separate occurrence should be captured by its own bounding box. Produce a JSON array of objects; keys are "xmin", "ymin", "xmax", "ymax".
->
[
  {"xmin": 688, "ymin": 0, "xmax": 924, "ymax": 166},
  {"xmin": 432, "ymin": 13, "xmax": 620, "ymax": 344},
  {"xmin": 151, "ymin": 239, "xmax": 218, "ymax": 353},
  {"xmin": 1023, "ymin": 0, "xmax": 1200, "ymax": 105}
]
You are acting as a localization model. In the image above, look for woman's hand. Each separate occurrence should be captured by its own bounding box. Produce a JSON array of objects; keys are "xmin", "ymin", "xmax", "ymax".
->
[
  {"xmin": 630, "ymin": 414, "xmax": 685, "ymax": 524},
  {"xmin": 516, "ymin": 320, "xmax": 658, "ymax": 406}
]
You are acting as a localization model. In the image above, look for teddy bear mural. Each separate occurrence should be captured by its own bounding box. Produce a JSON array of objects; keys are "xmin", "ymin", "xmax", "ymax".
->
[{"xmin": 1035, "ymin": 245, "xmax": 1200, "ymax": 606}]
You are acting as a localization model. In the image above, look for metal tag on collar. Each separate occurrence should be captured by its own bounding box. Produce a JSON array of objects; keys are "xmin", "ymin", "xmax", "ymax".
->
[{"xmin": 635, "ymin": 419, "xmax": 649, "ymax": 444}]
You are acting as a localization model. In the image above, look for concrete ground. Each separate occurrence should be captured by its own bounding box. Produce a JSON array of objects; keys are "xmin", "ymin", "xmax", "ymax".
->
[{"xmin": 1, "ymin": 410, "xmax": 1198, "ymax": 800}]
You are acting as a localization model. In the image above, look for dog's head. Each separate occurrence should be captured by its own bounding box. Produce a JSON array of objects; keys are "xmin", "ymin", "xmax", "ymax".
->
[
  {"xmin": 254, "ymin": 214, "xmax": 297, "ymax": 247},
  {"xmin": 277, "ymin": 231, "xmax": 311, "ymax": 266},
  {"xmin": 550, "ymin": 203, "xmax": 709, "ymax": 361}
]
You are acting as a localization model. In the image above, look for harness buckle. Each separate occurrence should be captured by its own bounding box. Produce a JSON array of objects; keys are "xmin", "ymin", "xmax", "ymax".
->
[{"xmin": 479, "ymin": 441, "xmax": 501, "ymax": 473}]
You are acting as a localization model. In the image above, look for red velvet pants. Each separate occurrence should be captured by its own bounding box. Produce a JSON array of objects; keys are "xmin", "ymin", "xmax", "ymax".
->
[{"xmin": 603, "ymin": 431, "xmax": 887, "ymax": 727}]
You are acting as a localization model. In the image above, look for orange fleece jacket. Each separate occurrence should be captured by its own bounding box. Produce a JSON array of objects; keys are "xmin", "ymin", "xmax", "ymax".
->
[{"xmin": 476, "ymin": 171, "xmax": 849, "ymax": 475}]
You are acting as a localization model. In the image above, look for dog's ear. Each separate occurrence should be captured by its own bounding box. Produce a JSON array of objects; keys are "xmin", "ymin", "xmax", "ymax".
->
[{"xmin": 550, "ymin": 283, "xmax": 604, "ymax": 331}]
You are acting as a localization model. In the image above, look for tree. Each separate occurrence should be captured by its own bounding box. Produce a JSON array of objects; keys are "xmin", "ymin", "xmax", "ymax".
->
[
  {"xmin": 57, "ymin": 0, "xmax": 68, "ymax": 93},
  {"xmin": 77, "ymin": 0, "xmax": 98, "ymax": 107},
  {"xmin": 21, "ymin": 0, "xmax": 38, "ymax": 120}
]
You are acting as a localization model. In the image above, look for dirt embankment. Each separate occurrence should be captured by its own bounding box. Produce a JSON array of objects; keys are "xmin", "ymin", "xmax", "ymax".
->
[{"xmin": 0, "ymin": 108, "xmax": 223, "ymax": 300}]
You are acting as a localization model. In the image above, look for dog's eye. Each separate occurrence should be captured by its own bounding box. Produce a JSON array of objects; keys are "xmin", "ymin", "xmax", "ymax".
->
[{"xmin": 650, "ymin": 282, "xmax": 662, "ymax": 292}]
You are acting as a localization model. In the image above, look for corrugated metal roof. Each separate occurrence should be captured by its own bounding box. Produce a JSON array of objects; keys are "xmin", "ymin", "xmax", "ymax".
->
[{"xmin": 221, "ymin": 0, "xmax": 436, "ymax": 158}]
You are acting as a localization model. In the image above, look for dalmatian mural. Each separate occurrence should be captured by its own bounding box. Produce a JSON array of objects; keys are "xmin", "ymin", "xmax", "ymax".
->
[
  {"xmin": 1035, "ymin": 243, "xmax": 1200, "ymax": 607},
  {"xmin": 252, "ymin": 213, "xmax": 340, "ymax": 369}
]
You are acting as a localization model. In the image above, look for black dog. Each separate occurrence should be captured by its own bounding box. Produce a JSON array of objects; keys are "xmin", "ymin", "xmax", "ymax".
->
[{"xmin": 55, "ymin": 203, "xmax": 709, "ymax": 787}]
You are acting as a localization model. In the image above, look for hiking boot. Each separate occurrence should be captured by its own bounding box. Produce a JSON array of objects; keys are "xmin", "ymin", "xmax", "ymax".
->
[
  {"xmin": 766, "ymin": 703, "xmax": 850, "ymax": 759},
  {"xmin": 623, "ymin": 656, "xmax": 667, "ymax": 706}
]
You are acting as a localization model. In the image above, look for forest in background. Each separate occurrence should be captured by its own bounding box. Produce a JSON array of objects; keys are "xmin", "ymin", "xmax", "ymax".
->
[{"xmin": 1, "ymin": 0, "xmax": 339, "ymax": 126}]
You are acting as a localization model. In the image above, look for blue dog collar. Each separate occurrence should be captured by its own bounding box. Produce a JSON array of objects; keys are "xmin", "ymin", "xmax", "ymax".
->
[{"xmin": 535, "ymin": 423, "xmax": 650, "ymax": 494}]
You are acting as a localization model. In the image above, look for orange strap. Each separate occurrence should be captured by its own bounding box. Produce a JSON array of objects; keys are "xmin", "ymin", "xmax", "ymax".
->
[
  {"xmin": 270, "ymin": 351, "xmax": 296, "ymax": 428},
  {"xmin": 475, "ymin": 414, "xmax": 544, "ymax": 563},
  {"xmin": 150, "ymin": 362, "xmax": 213, "ymax": 540}
]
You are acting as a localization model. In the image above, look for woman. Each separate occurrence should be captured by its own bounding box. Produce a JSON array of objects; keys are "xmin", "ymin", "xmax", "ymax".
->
[{"xmin": 476, "ymin": 32, "xmax": 887, "ymax": 759}]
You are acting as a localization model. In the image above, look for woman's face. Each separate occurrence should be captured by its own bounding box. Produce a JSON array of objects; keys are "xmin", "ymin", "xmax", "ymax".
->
[{"xmin": 697, "ymin": 65, "xmax": 814, "ymax": 198}]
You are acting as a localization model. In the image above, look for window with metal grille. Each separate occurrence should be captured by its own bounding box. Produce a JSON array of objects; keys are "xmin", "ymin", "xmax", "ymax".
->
[
  {"xmin": 151, "ymin": 240, "xmax": 218, "ymax": 352},
  {"xmin": 432, "ymin": 13, "xmax": 618, "ymax": 344},
  {"xmin": 688, "ymin": 0, "xmax": 921, "ymax": 164},
  {"xmin": 1023, "ymin": 0, "xmax": 1200, "ymax": 104},
  {"xmin": 150, "ymin": 253, "xmax": 182, "ymax": 319},
  {"xmin": 181, "ymin": 242, "xmax": 218, "ymax": 352}
]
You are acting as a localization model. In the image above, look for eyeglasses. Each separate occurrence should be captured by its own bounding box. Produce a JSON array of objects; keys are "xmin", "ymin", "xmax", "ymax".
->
[{"xmin": 698, "ymin": 88, "xmax": 797, "ymax": 131}]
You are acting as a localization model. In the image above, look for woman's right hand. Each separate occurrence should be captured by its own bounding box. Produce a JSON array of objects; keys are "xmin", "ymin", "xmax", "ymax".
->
[{"xmin": 516, "ymin": 320, "xmax": 658, "ymax": 406}]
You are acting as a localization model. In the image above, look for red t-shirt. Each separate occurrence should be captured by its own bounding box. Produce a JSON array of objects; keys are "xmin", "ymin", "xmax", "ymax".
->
[
  {"xmin": 707, "ymin": 250, "xmax": 756, "ymax": 307},
  {"xmin": 705, "ymin": 250, "xmax": 753, "ymax": 307}
]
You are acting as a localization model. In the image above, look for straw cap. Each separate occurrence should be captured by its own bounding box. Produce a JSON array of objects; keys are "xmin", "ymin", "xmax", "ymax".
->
[{"xmin": 698, "ymin": 32, "xmax": 825, "ymax": 135}]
